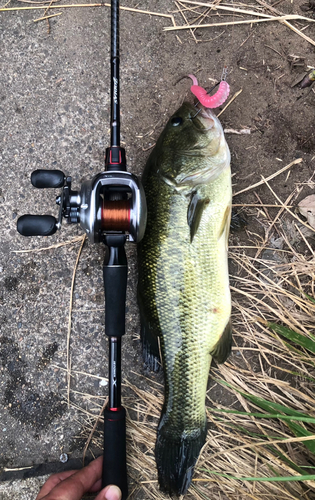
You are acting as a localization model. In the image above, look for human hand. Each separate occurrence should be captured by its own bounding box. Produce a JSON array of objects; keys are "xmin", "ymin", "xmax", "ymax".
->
[{"xmin": 36, "ymin": 456, "xmax": 122, "ymax": 500}]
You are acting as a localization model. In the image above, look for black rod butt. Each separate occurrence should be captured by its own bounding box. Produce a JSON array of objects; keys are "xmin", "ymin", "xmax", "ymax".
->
[{"xmin": 102, "ymin": 406, "xmax": 128, "ymax": 500}]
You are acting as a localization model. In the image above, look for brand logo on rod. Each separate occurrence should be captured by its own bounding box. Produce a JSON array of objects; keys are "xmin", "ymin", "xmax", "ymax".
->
[{"xmin": 113, "ymin": 77, "xmax": 118, "ymax": 104}]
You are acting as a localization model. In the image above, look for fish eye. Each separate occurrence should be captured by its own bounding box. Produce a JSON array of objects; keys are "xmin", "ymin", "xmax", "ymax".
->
[{"xmin": 171, "ymin": 116, "xmax": 183, "ymax": 126}]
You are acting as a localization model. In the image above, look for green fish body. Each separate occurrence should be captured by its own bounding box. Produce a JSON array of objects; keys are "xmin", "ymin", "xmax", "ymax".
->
[{"xmin": 137, "ymin": 103, "xmax": 232, "ymax": 496}]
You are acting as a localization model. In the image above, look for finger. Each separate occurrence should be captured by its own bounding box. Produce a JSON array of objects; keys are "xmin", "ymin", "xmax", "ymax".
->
[
  {"xmin": 94, "ymin": 485, "xmax": 122, "ymax": 500},
  {"xmin": 36, "ymin": 470, "xmax": 78, "ymax": 499},
  {"xmin": 36, "ymin": 456, "xmax": 103, "ymax": 500},
  {"xmin": 89, "ymin": 478, "xmax": 102, "ymax": 493}
]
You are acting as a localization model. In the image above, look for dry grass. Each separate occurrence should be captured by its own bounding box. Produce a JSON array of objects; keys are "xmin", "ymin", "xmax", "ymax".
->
[
  {"xmin": 165, "ymin": 1, "xmax": 315, "ymax": 48},
  {"xmin": 71, "ymin": 185, "xmax": 315, "ymax": 499}
]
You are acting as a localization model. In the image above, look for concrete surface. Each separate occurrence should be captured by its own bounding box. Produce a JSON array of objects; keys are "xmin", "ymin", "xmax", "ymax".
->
[{"xmin": 0, "ymin": 476, "xmax": 48, "ymax": 500}]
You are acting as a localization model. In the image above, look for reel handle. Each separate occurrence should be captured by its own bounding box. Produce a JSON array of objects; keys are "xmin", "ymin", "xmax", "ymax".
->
[
  {"xmin": 17, "ymin": 215, "xmax": 58, "ymax": 236},
  {"xmin": 31, "ymin": 169, "xmax": 65, "ymax": 189},
  {"xmin": 102, "ymin": 406, "xmax": 128, "ymax": 500}
]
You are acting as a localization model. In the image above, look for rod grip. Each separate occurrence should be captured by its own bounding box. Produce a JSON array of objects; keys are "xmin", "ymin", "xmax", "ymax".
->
[
  {"xmin": 103, "ymin": 265, "xmax": 127, "ymax": 338},
  {"xmin": 31, "ymin": 169, "xmax": 65, "ymax": 188},
  {"xmin": 102, "ymin": 407, "xmax": 128, "ymax": 500},
  {"xmin": 17, "ymin": 215, "xmax": 57, "ymax": 236}
]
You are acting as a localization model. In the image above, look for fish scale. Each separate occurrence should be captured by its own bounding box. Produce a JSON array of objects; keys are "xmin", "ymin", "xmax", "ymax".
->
[
  {"xmin": 156, "ymin": 170, "xmax": 231, "ymax": 424},
  {"xmin": 137, "ymin": 102, "xmax": 232, "ymax": 496}
]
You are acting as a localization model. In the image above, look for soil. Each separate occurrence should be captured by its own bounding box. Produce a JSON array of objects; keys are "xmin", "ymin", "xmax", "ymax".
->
[{"xmin": 1, "ymin": 0, "xmax": 315, "ymax": 498}]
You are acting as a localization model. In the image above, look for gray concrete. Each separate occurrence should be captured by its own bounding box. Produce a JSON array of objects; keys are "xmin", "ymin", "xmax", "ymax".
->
[{"xmin": 0, "ymin": 476, "xmax": 48, "ymax": 500}]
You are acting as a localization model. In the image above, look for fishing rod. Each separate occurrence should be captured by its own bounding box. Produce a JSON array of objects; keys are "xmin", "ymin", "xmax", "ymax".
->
[{"xmin": 17, "ymin": 1, "xmax": 147, "ymax": 498}]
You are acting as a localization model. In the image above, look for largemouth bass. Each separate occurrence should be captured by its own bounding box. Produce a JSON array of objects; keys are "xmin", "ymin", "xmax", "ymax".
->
[{"xmin": 137, "ymin": 102, "xmax": 232, "ymax": 496}]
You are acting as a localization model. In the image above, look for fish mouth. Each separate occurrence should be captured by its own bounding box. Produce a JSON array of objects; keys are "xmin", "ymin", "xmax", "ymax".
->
[{"xmin": 191, "ymin": 105, "xmax": 216, "ymax": 131}]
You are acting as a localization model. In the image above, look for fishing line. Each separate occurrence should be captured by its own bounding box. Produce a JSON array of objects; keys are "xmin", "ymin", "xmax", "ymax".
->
[{"xmin": 191, "ymin": 107, "xmax": 203, "ymax": 119}]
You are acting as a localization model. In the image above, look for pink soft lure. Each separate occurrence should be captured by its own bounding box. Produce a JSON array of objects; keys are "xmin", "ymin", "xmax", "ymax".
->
[{"xmin": 188, "ymin": 74, "xmax": 230, "ymax": 108}]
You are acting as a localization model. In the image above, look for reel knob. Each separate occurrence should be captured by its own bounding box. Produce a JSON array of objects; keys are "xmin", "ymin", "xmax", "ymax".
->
[
  {"xmin": 17, "ymin": 170, "xmax": 81, "ymax": 238},
  {"xmin": 17, "ymin": 215, "xmax": 58, "ymax": 237},
  {"xmin": 31, "ymin": 169, "xmax": 65, "ymax": 189}
]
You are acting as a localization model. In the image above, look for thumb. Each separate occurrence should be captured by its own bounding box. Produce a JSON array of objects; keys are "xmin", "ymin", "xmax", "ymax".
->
[{"xmin": 94, "ymin": 484, "xmax": 122, "ymax": 500}]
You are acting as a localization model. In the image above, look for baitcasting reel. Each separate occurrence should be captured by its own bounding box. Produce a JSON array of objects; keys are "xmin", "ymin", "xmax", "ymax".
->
[
  {"xmin": 17, "ymin": 146, "xmax": 147, "ymax": 244},
  {"xmin": 17, "ymin": 144, "xmax": 146, "ymax": 500}
]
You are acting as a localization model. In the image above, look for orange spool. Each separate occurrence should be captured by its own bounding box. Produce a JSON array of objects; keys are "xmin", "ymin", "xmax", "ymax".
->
[{"xmin": 101, "ymin": 199, "xmax": 131, "ymax": 232}]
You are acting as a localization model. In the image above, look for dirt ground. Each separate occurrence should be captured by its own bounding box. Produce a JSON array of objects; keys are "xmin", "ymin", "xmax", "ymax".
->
[{"xmin": 1, "ymin": 0, "xmax": 315, "ymax": 498}]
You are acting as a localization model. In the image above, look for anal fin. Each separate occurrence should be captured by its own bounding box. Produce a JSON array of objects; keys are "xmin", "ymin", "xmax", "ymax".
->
[{"xmin": 141, "ymin": 323, "xmax": 161, "ymax": 372}]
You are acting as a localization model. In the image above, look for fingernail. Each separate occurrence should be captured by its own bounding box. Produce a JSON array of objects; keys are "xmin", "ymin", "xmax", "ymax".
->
[{"xmin": 103, "ymin": 484, "xmax": 122, "ymax": 500}]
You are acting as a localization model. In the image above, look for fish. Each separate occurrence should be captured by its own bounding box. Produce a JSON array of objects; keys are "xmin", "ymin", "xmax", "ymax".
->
[{"xmin": 137, "ymin": 102, "xmax": 232, "ymax": 496}]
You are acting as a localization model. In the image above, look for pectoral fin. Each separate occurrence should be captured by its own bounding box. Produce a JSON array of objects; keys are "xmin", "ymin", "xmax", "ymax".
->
[
  {"xmin": 210, "ymin": 319, "xmax": 232, "ymax": 364},
  {"xmin": 187, "ymin": 192, "xmax": 209, "ymax": 243},
  {"xmin": 218, "ymin": 204, "xmax": 232, "ymax": 242}
]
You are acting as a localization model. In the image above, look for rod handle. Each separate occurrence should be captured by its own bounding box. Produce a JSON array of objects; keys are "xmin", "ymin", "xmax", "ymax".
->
[
  {"xmin": 103, "ymin": 241, "xmax": 127, "ymax": 338},
  {"xmin": 17, "ymin": 215, "xmax": 58, "ymax": 236},
  {"xmin": 102, "ymin": 407, "xmax": 128, "ymax": 500},
  {"xmin": 103, "ymin": 265, "xmax": 127, "ymax": 338},
  {"xmin": 31, "ymin": 169, "xmax": 65, "ymax": 188}
]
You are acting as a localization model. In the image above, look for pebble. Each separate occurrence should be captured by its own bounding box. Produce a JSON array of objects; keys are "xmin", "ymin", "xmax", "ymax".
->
[{"xmin": 59, "ymin": 453, "xmax": 68, "ymax": 463}]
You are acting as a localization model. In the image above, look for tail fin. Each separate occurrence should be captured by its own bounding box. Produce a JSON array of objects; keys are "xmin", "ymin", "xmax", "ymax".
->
[{"xmin": 155, "ymin": 420, "xmax": 207, "ymax": 496}]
